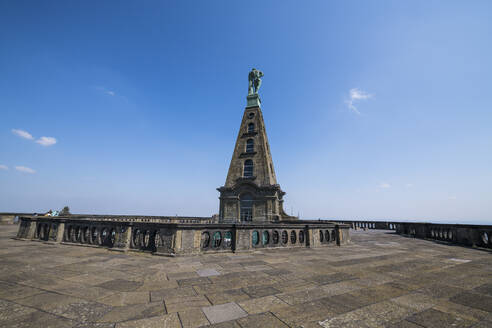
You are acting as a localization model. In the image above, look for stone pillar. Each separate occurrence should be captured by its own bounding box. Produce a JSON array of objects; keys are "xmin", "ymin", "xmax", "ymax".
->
[
  {"xmin": 112, "ymin": 225, "xmax": 131, "ymax": 250},
  {"xmin": 27, "ymin": 219, "xmax": 37, "ymax": 239},
  {"xmin": 56, "ymin": 222, "xmax": 65, "ymax": 243},
  {"xmin": 336, "ymin": 225, "xmax": 342, "ymax": 246},
  {"xmin": 307, "ymin": 228, "xmax": 314, "ymax": 248}
]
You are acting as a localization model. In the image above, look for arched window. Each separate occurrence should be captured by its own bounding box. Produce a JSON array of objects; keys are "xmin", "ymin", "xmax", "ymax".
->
[
  {"xmin": 240, "ymin": 193, "xmax": 253, "ymax": 221},
  {"xmin": 272, "ymin": 231, "xmax": 279, "ymax": 244},
  {"xmin": 290, "ymin": 231, "xmax": 297, "ymax": 244},
  {"xmin": 246, "ymin": 139, "xmax": 254, "ymax": 153},
  {"xmin": 248, "ymin": 123, "xmax": 255, "ymax": 133},
  {"xmin": 262, "ymin": 231, "xmax": 269, "ymax": 245},
  {"xmin": 213, "ymin": 231, "xmax": 222, "ymax": 248},
  {"xmin": 244, "ymin": 160, "xmax": 253, "ymax": 177},
  {"xmin": 281, "ymin": 230, "xmax": 288, "ymax": 244},
  {"xmin": 201, "ymin": 232, "xmax": 210, "ymax": 248},
  {"xmin": 252, "ymin": 231, "xmax": 259, "ymax": 245}
]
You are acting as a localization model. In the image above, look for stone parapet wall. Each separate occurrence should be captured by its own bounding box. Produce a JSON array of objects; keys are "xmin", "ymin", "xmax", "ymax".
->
[
  {"xmin": 16, "ymin": 216, "xmax": 350, "ymax": 256},
  {"xmin": 333, "ymin": 219, "xmax": 492, "ymax": 249}
]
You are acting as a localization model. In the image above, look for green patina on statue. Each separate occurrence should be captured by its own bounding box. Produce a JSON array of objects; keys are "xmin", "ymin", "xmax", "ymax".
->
[
  {"xmin": 248, "ymin": 68, "xmax": 263, "ymax": 95},
  {"xmin": 246, "ymin": 68, "xmax": 263, "ymax": 108}
]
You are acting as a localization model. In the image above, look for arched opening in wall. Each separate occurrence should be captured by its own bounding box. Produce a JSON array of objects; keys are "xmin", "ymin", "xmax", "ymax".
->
[
  {"xmin": 81, "ymin": 227, "xmax": 89, "ymax": 243},
  {"xmin": 109, "ymin": 229, "xmax": 116, "ymax": 247},
  {"xmin": 213, "ymin": 231, "xmax": 222, "ymax": 248},
  {"xmin": 319, "ymin": 230, "xmax": 324, "ymax": 242},
  {"xmin": 201, "ymin": 232, "xmax": 210, "ymax": 249},
  {"xmin": 143, "ymin": 230, "xmax": 151, "ymax": 249},
  {"xmin": 246, "ymin": 139, "xmax": 254, "ymax": 153},
  {"xmin": 272, "ymin": 230, "xmax": 279, "ymax": 244},
  {"xmin": 281, "ymin": 230, "xmax": 288, "ymax": 244},
  {"xmin": 154, "ymin": 231, "xmax": 162, "ymax": 248},
  {"xmin": 133, "ymin": 229, "xmax": 141, "ymax": 248},
  {"xmin": 481, "ymin": 232, "xmax": 489, "ymax": 245},
  {"xmin": 224, "ymin": 231, "xmax": 232, "ymax": 248},
  {"xmin": 324, "ymin": 230, "xmax": 329, "ymax": 242},
  {"xmin": 262, "ymin": 231, "xmax": 269, "ymax": 245},
  {"xmin": 299, "ymin": 230, "xmax": 305, "ymax": 243},
  {"xmin": 240, "ymin": 193, "xmax": 254, "ymax": 221},
  {"xmin": 100, "ymin": 228, "xmax": 108, "ymax": 246},
  {"xmin": 248, "ymin": 123, "xmax": 255, "ymax": 133},
  {"xmin": 243, "ymin": 160, "xmax": 254, "ymax": 177},
  {"xmin": 74, "ymin": 226, "xmax": 80, "ymax": 242},
  {"xmin": 290, "ymin": 231, "xmax": 297, "ymax": 244},
  {"xmin": 91, "ymin": 227, "xmax": 98, "ymax": 244},
  {"xmin": 331, "ymin": 230, "xmax": 336, "ymax": 242},
  {"xmin": 252, "ymin": 230, "xmax": 259, "ymax": 246}
]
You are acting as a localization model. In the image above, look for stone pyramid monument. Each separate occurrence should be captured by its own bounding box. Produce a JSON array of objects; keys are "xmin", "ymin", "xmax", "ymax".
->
[{"xmin": 217, "ymin": 68, "xmax": 295, "ymax": 222}]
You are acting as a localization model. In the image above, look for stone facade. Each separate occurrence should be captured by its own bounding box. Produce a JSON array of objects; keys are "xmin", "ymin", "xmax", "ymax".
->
[{"xmin": 217, "ymin": 95, "xmax": 294, "ymax": 223}]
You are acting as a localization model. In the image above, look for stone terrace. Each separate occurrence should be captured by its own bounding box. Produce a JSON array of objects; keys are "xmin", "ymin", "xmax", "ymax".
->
[{"xmin": 0, "ymin": 225, "xmax": 491, "ymax": 328}]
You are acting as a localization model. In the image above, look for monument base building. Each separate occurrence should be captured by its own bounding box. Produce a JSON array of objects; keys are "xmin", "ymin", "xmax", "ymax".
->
[{"xmin": 15, "ymin": 69, "xmax": 350, "ymax": 255}]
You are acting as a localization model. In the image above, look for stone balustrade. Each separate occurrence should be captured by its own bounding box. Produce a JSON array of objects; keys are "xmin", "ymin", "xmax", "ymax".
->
[{"xmin": 16, "ymin": 216, "xmax": 350, "ymax": 256}]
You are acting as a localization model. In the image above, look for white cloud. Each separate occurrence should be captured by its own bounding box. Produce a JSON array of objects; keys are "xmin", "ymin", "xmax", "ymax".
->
[
  {"xmin": 35, "ymin": 136, "xmax": 57, "ymax": 146},
  {"xmin": 406, "ymin": 183, "xmax": 414, "ymax": 188},
  {"xmin": 15, "ymin": 166, "xmax": 36, "ymax": 174},
  {"xmin": 0, "ymin": 165, "xmax": 8, "ymax": 170},
  {"xmin": 448, "ymin": 196, "xmax": 457, "ymax": 200},
  {"xmin": 379, "ymin": 183, "xmax": 391, "ymax": 189},
  {"xmin": 95, "ymin": 86, "xmax": 115, "ymax": 96},
  {"xmin": 12, "ymin": 129, "xmax": 34, "ymax": 140},
  {"xmin": 346, "ymin": 88, "xmax": 373, "ymax": 114}
]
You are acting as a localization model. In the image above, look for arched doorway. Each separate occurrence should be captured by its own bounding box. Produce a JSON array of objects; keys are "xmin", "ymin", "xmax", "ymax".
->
[{"xmin": 240, "ymin": 193, "xmax": 253, "ymax": 221}]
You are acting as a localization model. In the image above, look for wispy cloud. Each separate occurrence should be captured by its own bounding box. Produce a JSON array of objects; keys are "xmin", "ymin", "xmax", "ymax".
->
[
  {"xmin": 12, "ymin": 129, "xmax": 34, "ymax": 140},
  {"xmin": 0, "ymin": 165, "xmax": 8, "ymax": 170},
  {"xmin": 379, "ymin": 182, "xmax": 391, "ymax": 189},
  {"xmin": 95, "ymin": 86, "xmax": 116, "ymax": 96},
  {"xmin": 448, "ymin": 196, "xmax": 457, "ymax": 200},
  {"xmin": 346, "ymin": 88, "xmax": 373, "ymax": 115},
  {"xmin": 15, "ymin": 166, "xmax": 36, "ymax": 174},
  {"xmin": 406, "ymin": 183, "xmax": 413, "ymax": 188},
  {"xmin": 35, "ymin": 136, "xmax": 57, "ymax": 146}
]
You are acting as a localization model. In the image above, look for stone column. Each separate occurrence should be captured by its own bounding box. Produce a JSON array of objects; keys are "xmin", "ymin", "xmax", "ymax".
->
[
  {"xmin": 336, "ymin": 225, "xmax": 342, "ymax": 246},
  {"xmin": 56, "ymin": 222, "xmax": 65, "ymax": 243},
  {"xmin": 27, "ymin": 219, "xmax": 37, "ymax": 239}
]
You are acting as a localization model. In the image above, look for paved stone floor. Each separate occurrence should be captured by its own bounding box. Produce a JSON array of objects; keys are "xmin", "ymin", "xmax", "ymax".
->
[{"xmin": 0, "ymin": 226, "xmax": 491, "ymax": 328}]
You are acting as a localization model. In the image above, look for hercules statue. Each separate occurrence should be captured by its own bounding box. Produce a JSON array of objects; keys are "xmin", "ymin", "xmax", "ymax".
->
[{"xmin": 248, "ymin": 68, "xmax": 263, "ymax": 95}]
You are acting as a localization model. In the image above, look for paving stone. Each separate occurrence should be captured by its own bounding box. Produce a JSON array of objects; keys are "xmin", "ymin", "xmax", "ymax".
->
[
  {"xmin": 202, "ymin": 302, "xmax": 248, "ymax": 324},
  {"xmin": 0, "ymin": 309, "xmax": 76, "ymax": 328},
  {"xmin": 450, "ymin": 291, "xmax": 492, "ymax": 313},
  {"xmin": 97, "ymin": 291, "xmax": 150, "ymax": 306},
  {"xmin": 206, "ymin": 288, "xmax": 251, "ymax": 305},
  {"xmin": 242, "ymin": 285, "xmax": 281, "ymax": 298},
  {"xmin": 165, "ymin": 295, "xmax": 211, "ymax": 313},
  {"xmin": 474, "ymin": 283, "xmax": 492, "ymax": 297},
  {"xmin": 238, "ymin": 295, "xmax": 288, "ymax": 314},
  {"xmin": 385, "ymin": 320, "xmax": 426, "ymax": 328},
  {"xmin": 98, "ymin": 302, "xmax": 166, "ymax": 322},
  {"xmin": 406, "ymin": 308, "xmax": 474, "ymax": 328},
  {"xmin": 177, "ymin": 277, "xmax": 212, "ymax": 287},
  {"xmin": 390, "ymin": 292, "xmax": 438, "ymax": 311},
  {"xmin": 197, "ymin": 268, "xmax": 221, "ymax": 277},
  {"xmin": 178, "ymin": 309, "xmax": 210, "ymax": 328},
  {"xmin": 115, "ymin": 313, "xmax": 181, "ymax": 328},
  {"xmin": 150, "ymin": 287, "xmax": 196, "ymax": 302},
  {"xmin": 236, "ymin": 312, "xmax": 289, "ymax": 327},
  {"xmin": 97, "ymin": 279, "xmax": 143, "ymax": 292}
]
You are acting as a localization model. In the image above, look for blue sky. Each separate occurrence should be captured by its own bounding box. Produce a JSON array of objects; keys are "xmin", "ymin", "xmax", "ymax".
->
[{"xmin": 1, "ymin": 1, "xmax": 491, "ymax": 224}]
